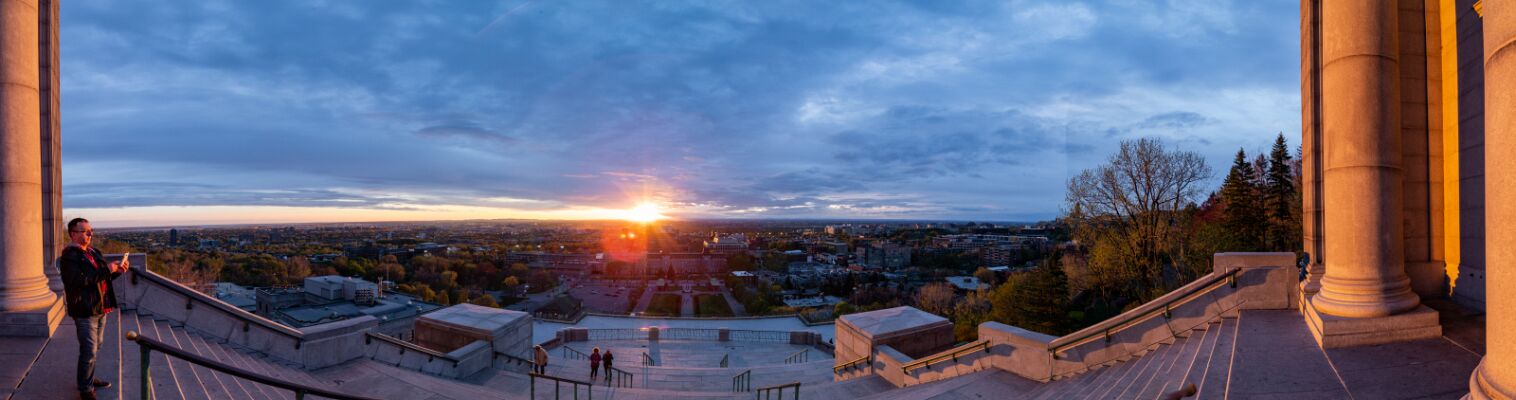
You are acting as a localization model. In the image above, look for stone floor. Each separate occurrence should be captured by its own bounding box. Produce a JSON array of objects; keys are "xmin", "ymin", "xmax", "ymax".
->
[{"xmin": 1, "ymin": 305, "xmax": 1487, "ymax": 399}]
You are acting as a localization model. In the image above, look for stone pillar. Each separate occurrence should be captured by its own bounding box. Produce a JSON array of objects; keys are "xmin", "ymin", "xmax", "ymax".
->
[
  {"xmin": 1469, "ymin": 1, "xmax": 1514, "ymax": 397},
  {"xmin": 0, "ymin": 0, "xmax": 61, "ymax": 337},
  {"xmin": 1313, "ymin": 0, "xmax": 1423, "ymax": 318},
  {"xmin": 37, "ymin": 0, "xmax": 59, "ymax": 294},
  {"xmin": 1300, "ymin": 0, "xmax": 1326, "ymax": 298}
]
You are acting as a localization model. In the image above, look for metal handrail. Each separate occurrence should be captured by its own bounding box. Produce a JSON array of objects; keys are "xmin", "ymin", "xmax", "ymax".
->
[
  {"xmin": 784, "ymin": 349, "xmax": 809, "ymax": 364},
  {"xmin": 562, "ymin": 345, "xmax": 590, "ymax": 360},
  {"xmin": 754, "ymin": 382, "xmax": 801, "ymax": 400},
  {"xmin": 604, "ymin": 365, "xmax": 634, "ymax": 388},
  {"xmin": 832, "ymin": 355, "xmax": 870, "ymax": 374},
  {"xmin": 366, "ymin": 332, "xmax": 458, "ymax": 365},
  {"xmin": 494, "ymin": 351, "xmax": 536, "ymax": 369},
  {"xmin": 530, "ymin": 372, "xmax": 594, "ymax": 400},
  {"xmin": 720, "ymin": 353, "xmax": 729, "ymax": 368},
  {"xmin": 1049, "ymin": 268, "xmax": 1241, "ymax": 355},
  {"xmin": 732, "ymin": 369, "xmax": 752, "ymax": 392},
  {"xmin": 126, "ymin": 331, "xmax": 376, "ymax": 400},
  {"xmin": 641, "ymin": 352, "xmax": 656, "ymax": 367},
  {"xmin": 900, "ymin": 340, "xmax": 989, "ymax": 374}
]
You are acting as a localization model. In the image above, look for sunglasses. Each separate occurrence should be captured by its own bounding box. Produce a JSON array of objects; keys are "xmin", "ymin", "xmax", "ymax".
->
[{"xmin": 70, "ymin": 230, "xmax": 94, "ymax": 236}]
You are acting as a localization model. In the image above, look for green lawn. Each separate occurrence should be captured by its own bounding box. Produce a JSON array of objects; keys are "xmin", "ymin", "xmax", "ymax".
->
[
  {"xmin": 645, "ymin": 294, "xmax": 682, "ymax": 316},
  {"xmin": 696, "ymin": 294, "xmax": 734, "ymax": 317}
]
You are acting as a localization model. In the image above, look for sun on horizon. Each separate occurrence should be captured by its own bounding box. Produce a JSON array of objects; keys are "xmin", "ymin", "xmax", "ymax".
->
[{"xmin": 620, "ymin": 202, "xmax": 666, "ymax": 223}]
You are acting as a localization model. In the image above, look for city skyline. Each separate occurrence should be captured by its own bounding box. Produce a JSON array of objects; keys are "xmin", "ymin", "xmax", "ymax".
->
[{"xmin": 62, "ymin": 1, "xmax": 1299, "ymax": 226}]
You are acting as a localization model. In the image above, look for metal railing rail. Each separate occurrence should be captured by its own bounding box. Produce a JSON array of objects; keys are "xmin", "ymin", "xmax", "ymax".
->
[
  {"xmin": 832, "ymin": 355, "xmax": 870, "ymax": 374},
  {"xmin": 720, "ymin": 353, "xmax": 729, "ymax": 368},
  {"xmin": 365, "ymin": 332, "xmax": 463, "ymax": 368},
  {"xmin": 604, "ymin": 366, "xmax": 634, "ymax": 388},
  {"xmin": 562, "ymin": 346, "xmax": 591, "ymax": 360},
  {"xmin": 529, "ymin": 372, "xmax": 594, "ymax": 400},
  {"xmin": 754, "ymin": 382, "xmax": 801, "ymax": 400},
  {"xmin": 728, "ymin": 329, "xmax": 791, "ymax": 342},
  {"xmin": 1049, "ymin": 268, "xmax": 1241, "ymax": 356},
  {"xmin": 660, "ymin": 328, "xmax": 721, "ymax": 341},
  {"xmin": 900, "ymin": 340, "xmax": 989, "ymax": 374},
  {"xmin": 732, "ymin": 369, "xmax": 752, "ymax": 392},
  {"xmin": 586, "ymin": 328, "xmax": 647, "ymax": 341},
  {"xmin": 641, "ymin": 352, "xmax": 656, "ymax": 367},
  {"xmin": 126, "ymin": 331, "xmax": 376, "ymax": 400},
  {"xmin": 784, "ymin": 349, "xmax": 809, "ymax": 364},
  {"xmin": 494, "ymin": 351, "xmax": 535, "ymax": 370}
]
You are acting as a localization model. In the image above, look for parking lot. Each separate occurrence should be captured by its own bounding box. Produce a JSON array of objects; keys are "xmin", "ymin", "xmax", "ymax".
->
[{"xmin": 567, "ymin": 280, "xmax": 634, "ymax": 314}]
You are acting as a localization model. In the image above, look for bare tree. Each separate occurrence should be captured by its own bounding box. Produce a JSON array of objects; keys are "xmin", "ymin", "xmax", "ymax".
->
[
  {"xmin": 913, "ymin": 282, "xmax": 956, "ymax": 317},
  {"xmin": 1066, "ymin": 137, "xmax": 1212, "ymax": 297}
]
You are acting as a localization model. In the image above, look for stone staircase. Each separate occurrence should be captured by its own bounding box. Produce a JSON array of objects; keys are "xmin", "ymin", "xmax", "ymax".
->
[{"xmin": 853, "ymin": 314, "xmax": 1242, "ymax": 400}]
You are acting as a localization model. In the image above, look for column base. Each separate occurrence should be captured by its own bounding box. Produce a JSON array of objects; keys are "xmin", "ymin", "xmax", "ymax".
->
[
  {"xmin": 1302, "ymin": 298, "xmax": 1441, "ymax": 348},
  {"xmin": 0, "ymin": 295, "xmax": 62, "ymax": 337}
]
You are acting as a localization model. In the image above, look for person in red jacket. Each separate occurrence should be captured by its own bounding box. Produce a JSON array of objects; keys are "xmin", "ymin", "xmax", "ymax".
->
[
  {"xmin": 58, "ymin": 218, "xmax": 127, "ymax": 400},
  {"xmin": 589, "ymin": 347, "xmax": 602, "ymax": 380}
]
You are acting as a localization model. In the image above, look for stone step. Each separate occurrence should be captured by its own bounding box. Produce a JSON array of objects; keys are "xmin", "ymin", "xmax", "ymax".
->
[
  {"xmin": 1135, "ymin": 324, "xmax": 1211, "ymax": 399},
  {"xmin": 1167, "ymin": 319, "xmax": 1225, "ymax": 399},
  {"xmin": 1194, "ymin": 316, "xmax": 1240, "ymax": 400}
]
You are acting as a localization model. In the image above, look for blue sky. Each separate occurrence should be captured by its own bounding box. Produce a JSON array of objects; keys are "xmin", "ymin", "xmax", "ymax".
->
[{"xmin": 61, "ymin": 0, "xmax": 1299, "ymax": 227}]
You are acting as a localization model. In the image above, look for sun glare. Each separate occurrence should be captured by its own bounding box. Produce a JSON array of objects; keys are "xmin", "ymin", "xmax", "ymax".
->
[{"xmin": 622, "ymin": 203, "xmax": 665, "ymax": 223}]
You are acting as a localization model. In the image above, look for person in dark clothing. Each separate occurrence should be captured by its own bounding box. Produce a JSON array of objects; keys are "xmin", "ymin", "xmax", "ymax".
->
[
  {"xmin": 59, "ymin": 218, "xmax": 127, "ymax": 400},
  {"xmin": 601, "ymin": 350, "xmax": 615, "ymax": 383}
]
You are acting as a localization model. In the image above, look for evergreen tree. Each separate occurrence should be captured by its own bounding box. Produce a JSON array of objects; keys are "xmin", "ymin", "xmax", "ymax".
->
[
  {"xmin": 1220, "ymin": 149, "xmax": 1264, "ymax": 251},
  {"xmin": 989, "ymin": 252, "xmax": 1071, "ymax": 335},
  {"xmin": 1264, "ymin": 133, "xmax": 1300, "ymax": 251}
]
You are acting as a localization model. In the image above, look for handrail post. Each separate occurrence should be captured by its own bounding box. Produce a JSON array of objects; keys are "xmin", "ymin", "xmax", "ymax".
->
[
  {"xmin": 139, "ymin": 345, "xmax": 152, "ymax": 400},
  {"xmin": 295, "ymin": 389, "xmax": 306, "ymax": 400},
  {"xmin": 530, "ymin": 374, "xmax": 535, "ymax": 399}
]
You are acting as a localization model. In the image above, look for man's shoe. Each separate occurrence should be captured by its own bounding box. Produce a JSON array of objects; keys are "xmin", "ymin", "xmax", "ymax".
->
[
  {"xmin": 79, "ymin": 390, "xmax": 97, "ymax": 400},
  {"xmin": 92, "ymin": 379, "xmax": 111, "ymax": 388}
]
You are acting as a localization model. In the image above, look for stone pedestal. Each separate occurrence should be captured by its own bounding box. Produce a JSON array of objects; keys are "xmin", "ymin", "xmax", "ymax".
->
[
  {"xmin": 1302, "ymin": 299, "xmax": 1440, "ymax": 348},
  {"xmin": 834, "ymin": 306, "xmax": 953, "ymax": 369},
  {"xmin": 0, "ymin": 296, "xmax": 60, "ymax": 336},
  {"xmin": 413, "ymin": 304, "xmax": 532, "ymax": 360}
]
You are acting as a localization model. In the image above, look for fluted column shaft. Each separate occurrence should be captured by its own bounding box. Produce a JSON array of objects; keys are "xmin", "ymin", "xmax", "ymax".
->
[
  {"xmin": 0, "ymin": 0, "xmax": 55, "ymax": 313},
  {"xmin": 1313, "ymin": 0, "xmax": 1422, "ymax": 318},
  {"xmin": 1471, "ymin": 1, "xmax": 1516, "ymax": 398}
]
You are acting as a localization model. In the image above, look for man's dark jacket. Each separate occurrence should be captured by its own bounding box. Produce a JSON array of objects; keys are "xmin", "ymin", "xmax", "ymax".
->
[{"xmin": 58, "ymin": 246, "xmax": 121, "ymax": 318}]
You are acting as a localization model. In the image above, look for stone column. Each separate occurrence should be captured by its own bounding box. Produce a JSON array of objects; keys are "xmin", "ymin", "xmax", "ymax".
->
[
  {"xmin": 1300, "ymin": 0, "xmax": 1326, "ymax": 298},
  {"xmin": 1470, "ymin": 1, "xmax": 1515, "ymax": 398},
  {"xmin": 0, "ymin": 0, "xmax": 59, "ymax": 338},
  {"xmin": 1313, "ymin": 0, "xmax": 1423, "ymax": 318}
]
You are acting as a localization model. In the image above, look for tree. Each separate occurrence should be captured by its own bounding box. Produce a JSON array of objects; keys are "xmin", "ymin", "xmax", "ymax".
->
[
  {"xmin": 989, "ymin": 261, "xmax": 1071, "ymax": 335},
  {"xmin": 914, "ymin": 282, "xmax": 956, "ymax": 317},
  {"xmin": 471, "ymin": 295, "xmax": 500, "ymax": 308},
  {"xmin": 1220, "ymin": 149, "xmax": 1264, "ymax": 251},
  {"xmin": 1065, "ymin": 137, "xmax": 1212, "ymax": 298},
  {"xmin": 973, "ymin": 267, "xmax": 998, "ymax": 287},
  {"xmin": 1264, "ymin": 133, "xmax": 1301, "ymax": 252}
]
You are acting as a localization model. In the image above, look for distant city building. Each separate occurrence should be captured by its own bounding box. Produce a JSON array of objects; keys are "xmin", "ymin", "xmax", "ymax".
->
[
  {"xmin": 856, "ymin": 241, "xmax": 911, "ymax": 270},
  {"xmin": 944, "ymin": 276, "xmax": 989, "ymax": 292},
  {"xmin": 645, "ymin": 252, "xmax": 726, "ymax": 275},
  {"xmin": 168, "ymin": 228, "xmax": 178, "ymax": 246},
  {"xmin": 250, "ymin": 275, "xmax": 443, "ymax": 337},
  {"xmin": 703, "ymin": 233, "xmax": 749, "ymax": 253}
]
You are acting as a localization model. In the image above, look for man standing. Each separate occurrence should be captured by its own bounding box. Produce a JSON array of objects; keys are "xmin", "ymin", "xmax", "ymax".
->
[{"xmin": 59, "ymin": 218, "xmax": 127, "ymax": 400}]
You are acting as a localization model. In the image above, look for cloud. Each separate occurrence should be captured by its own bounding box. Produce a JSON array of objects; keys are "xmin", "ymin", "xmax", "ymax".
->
[{"xmin": 60, "ymin": 0, "xmax": 1301, "ymax": 222}]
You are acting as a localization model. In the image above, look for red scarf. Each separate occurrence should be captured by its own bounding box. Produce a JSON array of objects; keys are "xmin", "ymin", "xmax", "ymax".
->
[{"xmin": 81, "ymin": 249, "xmax": 114, "ymax": 315}]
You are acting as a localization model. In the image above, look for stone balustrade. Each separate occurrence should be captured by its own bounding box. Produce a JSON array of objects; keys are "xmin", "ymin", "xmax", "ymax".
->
[
  {"xmin": 970, "ymin": 252, "xmax": 1297, "ymax": 382},
  {"xmin": 112, "ymin": 256, "xmax": 376, "ymax": 370},
  {"xmin": 365, "ymin": 332, "xmax": 493, "ymax": 378}
]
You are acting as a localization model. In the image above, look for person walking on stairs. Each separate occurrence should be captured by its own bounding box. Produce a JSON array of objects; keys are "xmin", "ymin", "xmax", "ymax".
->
[
  {"xmin": 59, "ymin": 218, "xmax": 128, "ymax": 400},
  {"xmin": 589, "ymin": 348, "xmax": 602, "ymax": 381},
  {"xmin": 533, "ymin": 345, "xmax": 548, "ymax": 374},
  {"xmin": 602, "ymin": 350, "xmax": 615, "ymax": 383}
]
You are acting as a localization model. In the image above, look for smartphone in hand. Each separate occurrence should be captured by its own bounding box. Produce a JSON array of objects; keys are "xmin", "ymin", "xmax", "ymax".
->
[{"xmin": 119, "ymin": 252, "xmax": 130, "ymax": 271}]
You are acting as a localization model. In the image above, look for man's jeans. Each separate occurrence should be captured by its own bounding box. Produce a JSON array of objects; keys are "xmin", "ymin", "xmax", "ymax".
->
[{"xmin": 75, "ymin": 315, "xmax": 106, "ymax": 392}]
